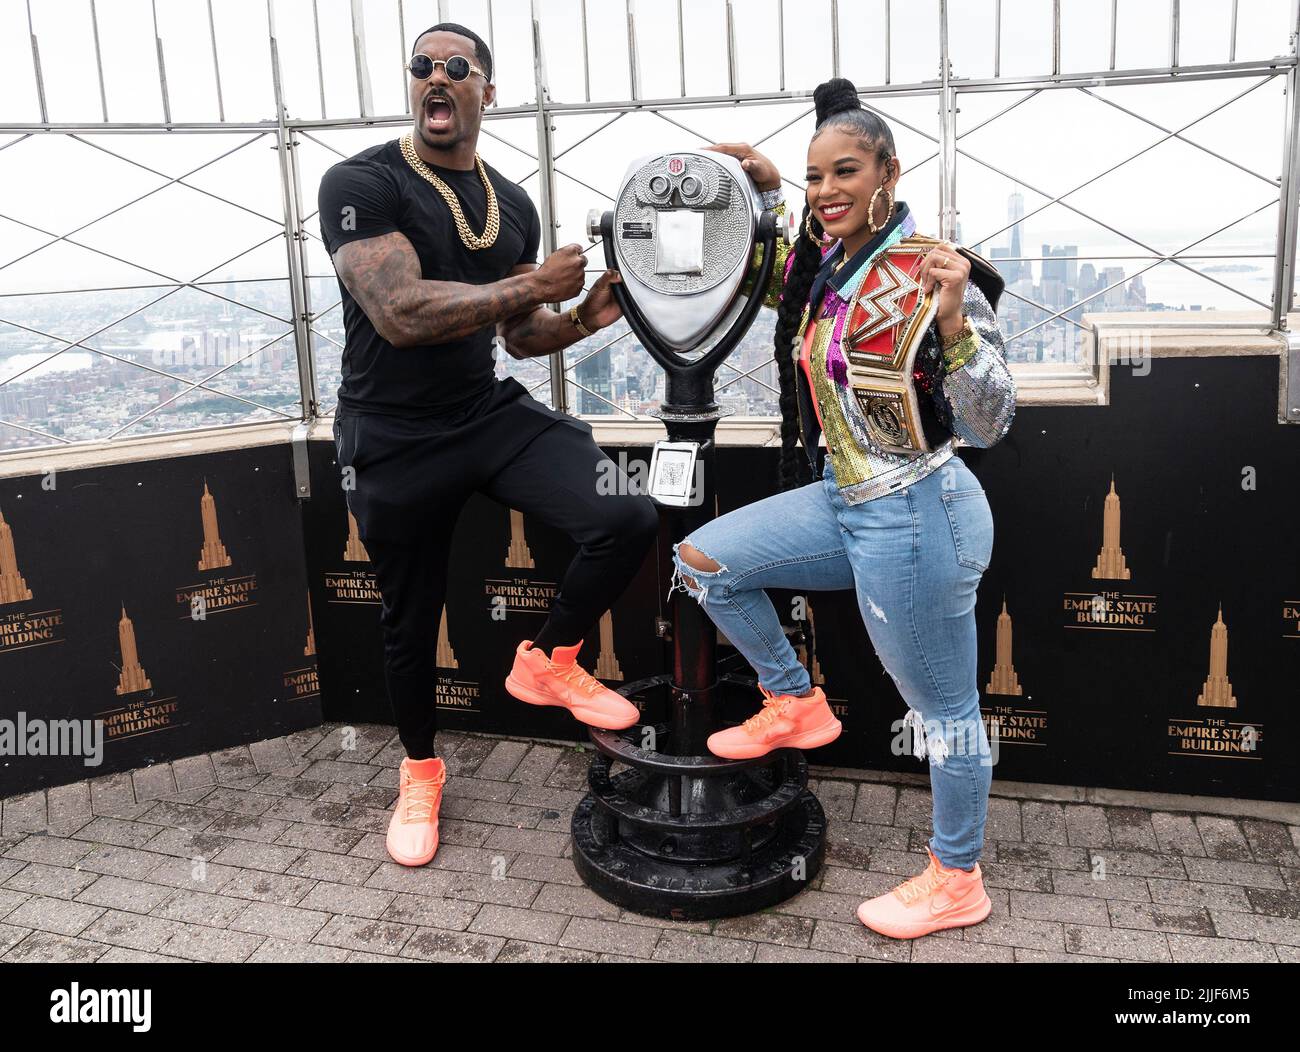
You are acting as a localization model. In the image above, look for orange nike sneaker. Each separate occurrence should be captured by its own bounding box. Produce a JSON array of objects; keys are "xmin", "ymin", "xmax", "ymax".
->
[
  {"xmin": 856, "ymin": 846, "xmax": 992, "ymax": 938},
  {"xmin": 386, "ymin": 756, "xmax": 447, "ymax": 867},
  {"xmin": 505, "ymin": 639, "xmax": 640, "ymax": 730},
  {"xmin": 706, "ymin": 685, "xmax": 843, "ymax": 760}
]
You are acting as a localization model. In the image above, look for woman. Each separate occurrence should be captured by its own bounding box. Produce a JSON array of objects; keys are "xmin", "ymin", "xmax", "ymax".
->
[{"xmin": 670, "ymin": 78, "xmax": 1017, "ymax": 939}]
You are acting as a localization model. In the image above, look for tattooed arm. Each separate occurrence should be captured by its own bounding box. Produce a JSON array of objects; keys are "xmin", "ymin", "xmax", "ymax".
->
[
  {"xmin": 495, "ymin": 271, "xmax": 579, "ymax": 360},
  {"xmin": 331, "ymin": 232, "xmax": 588, "ymax": 349},
  {"xmin": 497, "ymin": 264, "xmax": 625, "ymax": 360}
]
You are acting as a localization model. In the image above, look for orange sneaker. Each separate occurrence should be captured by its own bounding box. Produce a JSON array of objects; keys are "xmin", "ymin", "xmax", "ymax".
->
[
  {"xmin": 856, "ymin": 846, "xmax": 992, "ymax": 938},
  {"xmin": 386, "ymin": 756, "xmax": 447, "ymax": 867},
  {"xmin": 505, "ymin": 639, "xmax": 639, "ymax": 730},
  {"xmin": 706, "ymin": 685, "xmax": 843, "ymax": 760}
]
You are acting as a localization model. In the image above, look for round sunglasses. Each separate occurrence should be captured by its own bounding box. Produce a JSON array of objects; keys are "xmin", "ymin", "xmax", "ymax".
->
[{"xmin": 406, "ymin": 54, "xmax": 488, "ymax": 82}]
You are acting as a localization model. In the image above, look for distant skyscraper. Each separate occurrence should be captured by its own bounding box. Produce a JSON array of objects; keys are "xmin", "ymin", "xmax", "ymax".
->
[
  {"xmin": 1042, "ymin": 243, "xmax": 1079, "ymax": 289},
  {"xmin": 1008, "ymin": 190, "xmax": 1024, "ymax": 282},
  {"xmin": 1079, "ymin": 262, "xmax": 1098, "ymax": 299},
  {"xmin": 575, "ymin": 353, "xmax": 613, "ymax": 415},
  {"xmin": 1129, "ymin": 272, "xmax": 1147, "ymax": 307}
]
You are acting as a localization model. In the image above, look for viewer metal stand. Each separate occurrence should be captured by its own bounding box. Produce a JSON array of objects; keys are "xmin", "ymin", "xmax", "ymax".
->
[{"xmin": 570, "ymin": 207, "xmax": 828, "ymax": 921}]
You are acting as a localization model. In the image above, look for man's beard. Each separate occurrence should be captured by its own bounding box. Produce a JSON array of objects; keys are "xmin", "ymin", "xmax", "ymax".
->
[{"xmin": 416, "ymin": 122, "xmax": 468, "ymax": 152}]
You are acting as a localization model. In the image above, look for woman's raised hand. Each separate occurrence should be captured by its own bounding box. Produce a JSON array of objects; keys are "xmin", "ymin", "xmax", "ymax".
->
[{"xmin": 702, "ymin": 143, "xmax": 782, "ymax": 193}]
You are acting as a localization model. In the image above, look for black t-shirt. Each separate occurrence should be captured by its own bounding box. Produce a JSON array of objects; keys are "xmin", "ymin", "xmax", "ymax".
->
[{"xmin": 318, "ymin": 139, "xmax": 541, "ymax": 416}]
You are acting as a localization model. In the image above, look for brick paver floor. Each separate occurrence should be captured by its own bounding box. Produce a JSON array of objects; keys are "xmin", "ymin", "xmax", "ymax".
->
[{"xmin": 2, "ymin": 724, "xmax": 1297, "ymax": 963}]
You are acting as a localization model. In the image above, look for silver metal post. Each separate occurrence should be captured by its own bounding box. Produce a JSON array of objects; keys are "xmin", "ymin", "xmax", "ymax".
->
[
  {"xmin": 312, "ymin": 0, "xmax": 327, "ymax": 119},
  {"xmin": 531, "ymin": 7, "xmax": 567, "ymax": 415},
  {"xmin": 581, "ymin": 0, "xmax": 591, "ymax": 102},
  {"xmin": 1110, "ymin": 0, "xmax": 1118, "ymax": 71},
  {"xmin": 778, "ymin": 0, "xmax": 785, "ymax": 91},
  {"xmin": 269, "ymin": 0, "xmax": 317, "ymax": 425},
  {"xmin": 350, "ymin": 0, "xmax": 373, "ymax": 118},
  {"xmin": 1171, "ymin": 0, "xmax": 1180, "ymax": 70},
  {"xmin": 1271, "ymin": 1, "xmax": 1300, "ymax": 332},
  {"xmin": 152, "ymin": 0, "xmax": 171, "ymax": 124},
  {"xmin": 1052, "ymin": 0, "xmax": 1061, "ymax": 77},
  {"xmin": 726, "ymin": 0, "xmax": 737, "ymax": 96},
  {"xmin": 90, "ymin": 0, "xmax": 109, "ymax": 122},
  {"xmin": 628, "ymin": 1, "xmax": 641, "ymax": 101},
  {"xmin": 994, "ymin": 0, "xmax": 1001, "ymax": 79},
  {"xmin": 207, "ymin": 0, "xmax": 226, "ymax": 122},
  {"xmin": 26, "ymin": 1, "xmax": 47, "ymax": 123},
  {"xmin": 677, "ymin": 0, "xmax": 686, "ymax": 97},
  {"xmin": 831, "ymin": 0, "xmax": 840, "ymax": 78},
  {"xmin": 885, "ymin": 0, "xmax": 892, "ymax": 85},
  {"xmin": 940, "ymin": 0, "xmax": 956, "ymax": 239},
  {"xmin": 398, "ymin": 0, "xmax": 408, "ymax": 111}
]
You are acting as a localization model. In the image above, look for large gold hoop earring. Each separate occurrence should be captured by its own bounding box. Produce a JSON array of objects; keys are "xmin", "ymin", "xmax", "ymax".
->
[
  {"xmin": 804, "ymin": 212, "xmax": 834, "ymax": 248},
  {"xmin": 867, "ymin": 184, "xmax": 895, "ymax": 235}
]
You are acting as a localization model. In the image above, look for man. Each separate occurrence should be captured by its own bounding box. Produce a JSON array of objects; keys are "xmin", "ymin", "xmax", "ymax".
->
[{"xmin": 318, "ymin": 22, "xmax": 657, "ymax": 868}]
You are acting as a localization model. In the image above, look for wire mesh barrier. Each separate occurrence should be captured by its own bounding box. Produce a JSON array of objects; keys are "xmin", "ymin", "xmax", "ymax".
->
[{"xmin": 1, "ymin": 0, "xmax": 1297, "ymax": 453}]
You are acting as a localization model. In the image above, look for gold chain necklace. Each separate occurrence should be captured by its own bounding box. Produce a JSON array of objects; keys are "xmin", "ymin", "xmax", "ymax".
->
[{"xmin": 399, "ymin": 133, "xmax": 500, "ymax": 250}]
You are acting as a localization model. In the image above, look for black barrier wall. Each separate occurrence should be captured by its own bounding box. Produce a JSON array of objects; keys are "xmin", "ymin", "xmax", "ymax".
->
[
  {"xmin": 302, "ymin": 352, "xmax": 1298, "ymax": 804},
  {"xmin": 1, "ymin": 351, "xmax": 1296, "ymax": 801},
  {"xmin": 0, "ymin": 446, "xmax": 322, "ymax": 795}
]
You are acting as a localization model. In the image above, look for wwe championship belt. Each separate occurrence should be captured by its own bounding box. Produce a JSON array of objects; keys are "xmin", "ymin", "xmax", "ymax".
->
[{"xmin": 843, "ymin": 234, "xmax": 945, "ymax": 456}]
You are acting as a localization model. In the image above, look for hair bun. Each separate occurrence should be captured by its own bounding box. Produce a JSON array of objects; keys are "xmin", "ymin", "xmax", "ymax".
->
[{"xmin": 814, "ymin": 78, "xmax": 861, "ymax": 124}]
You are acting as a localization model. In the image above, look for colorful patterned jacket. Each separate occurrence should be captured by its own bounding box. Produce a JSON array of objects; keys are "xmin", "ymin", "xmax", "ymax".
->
[{"xmin": 762, "ymin": 198, "xmax": 1017, "ymax": 504}]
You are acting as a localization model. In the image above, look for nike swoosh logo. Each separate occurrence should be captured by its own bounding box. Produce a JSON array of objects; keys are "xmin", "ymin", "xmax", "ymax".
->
[{"xmin": 930, "ymin": 886, "xmax": 971, "ymax": 916}]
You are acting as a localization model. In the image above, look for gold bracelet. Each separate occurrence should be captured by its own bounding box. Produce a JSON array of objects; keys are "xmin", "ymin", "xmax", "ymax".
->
[
  {"xmin": 569, "ymin": 305, "xmax": 593, "ymax": 338},
  {"xmin": 939, "ymin": 316, "xmax": 972, "ymax": 351},
  {"xmin": 761, "ymin": 201, "xmax": 791, "ymax": 310}
]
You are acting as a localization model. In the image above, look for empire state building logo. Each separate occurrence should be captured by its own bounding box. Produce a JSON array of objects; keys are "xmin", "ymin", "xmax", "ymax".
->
[
  {"xmin": 436, "ymin": 605, "xmax": 457, "ymax": 669},
  {"xmin": 1092, "ymin": 476, "xmax": 1131, "ymax": 580},
  {"xmin": 434, "ymin": 604, "xmax": 480, "ymax": 712},
  {"xmin": 0, "ymin": 503, "xmax": 33, "ymax": 604},
  {"xmin": 196, "ymin": 481, "xmax": 233, "ymax": 571},
  {"xmin": 344, "ymin": 509, "xmax": 369, "ymax": 562},
  {"xmin": 594, "ymin": 609, "xmax": 623, "ymax": 681},
  {"xmin": 485, "ymin": 508, "xmax": 556, "ymax": 612},
  {"xmin": 1197, "ymin": 605, "xmax": 1237, "ymax": 708},
  {"xmin": 981, "ymin": 597, "xmax": 1045, "ymax": 745},
  {"xmin": 304, "ymin": 590, "xmax": 316, "ymax": 657},
  {"xmin": 986, "ymin": 598, "xmax": 1023, "ymax": 696},
  {"xmin": 504, "ymin": 508, "xmax": 535, "ymax": 569},
  {"xmin": 115, "ymin": 604, "xmax": 152, "ymax": 695},
  {"xmin": 1169, "ymin": 602, "xmax": 1257, "ymax": 757},
  {"xmin": 796, "ymin": 601, "xmax": 826, "ymax": 686}
]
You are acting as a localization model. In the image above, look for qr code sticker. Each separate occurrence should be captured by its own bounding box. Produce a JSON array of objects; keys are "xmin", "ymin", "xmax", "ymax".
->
[{"xmin": 658, "ymin": 459, "xmax": 687, "ymax": 491}]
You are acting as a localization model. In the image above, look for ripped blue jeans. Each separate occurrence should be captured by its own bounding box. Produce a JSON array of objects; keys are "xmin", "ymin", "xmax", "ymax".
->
[{"xmin": 668, "ymin": 455, "xmax": 995, "ymax": 870}]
